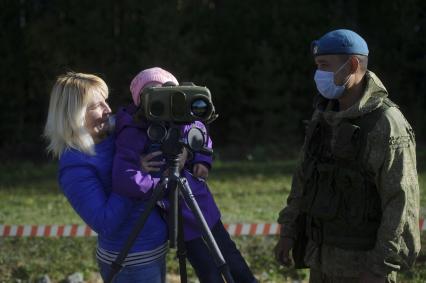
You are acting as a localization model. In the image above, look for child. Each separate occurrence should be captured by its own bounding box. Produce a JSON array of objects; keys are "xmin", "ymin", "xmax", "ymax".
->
[{"xmin": 112, "ymin": 67, "xmax": 258, "ymax": 283}]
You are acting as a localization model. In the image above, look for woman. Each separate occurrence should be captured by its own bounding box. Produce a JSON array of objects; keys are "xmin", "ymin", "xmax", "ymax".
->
[{"xmin": 44, "ymin": 72, "xmax": 168, "ymax": 283}]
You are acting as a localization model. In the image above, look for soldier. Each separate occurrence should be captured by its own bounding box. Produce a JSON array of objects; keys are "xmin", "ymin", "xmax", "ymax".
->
[{"xmin": 274, "ymin": 29, "xmax": 420, "ymax": 283}]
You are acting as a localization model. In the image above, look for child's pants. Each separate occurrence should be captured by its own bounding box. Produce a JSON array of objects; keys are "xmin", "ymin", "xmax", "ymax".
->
[{"xmin": 186, "ymin": 220, "xmax": 258, "ymax": 283}]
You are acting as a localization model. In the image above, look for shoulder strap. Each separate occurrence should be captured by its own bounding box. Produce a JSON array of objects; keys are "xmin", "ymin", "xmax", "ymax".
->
[
  {"xmin": 353, "ymin": 98, "xmax": 397, "ymax": 167},
  {"xmin": 355, "ymin": 98, "xmax": 397, "ymax": 134},
  {"xmin": 382, "ymin": 97, "xmax": 399, "ymax": 109}
]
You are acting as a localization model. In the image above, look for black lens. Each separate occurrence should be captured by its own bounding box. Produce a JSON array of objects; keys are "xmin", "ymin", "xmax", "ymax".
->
[
  {"xmin": 147, "ymin": 123, "xmax": 167, "ymax": 142},
  {"xmin": 191, "ymin": 99, "xmax": 208, "ymax": 118},
  {"xmin": 150, "ymin": 101, "xmax": 164, "ymax": 117}
]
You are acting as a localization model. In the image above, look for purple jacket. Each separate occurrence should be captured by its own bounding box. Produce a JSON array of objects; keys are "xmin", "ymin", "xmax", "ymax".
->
[{"xmin": 112, "ymin": 104, "xmax": 221, "ymax": 241}]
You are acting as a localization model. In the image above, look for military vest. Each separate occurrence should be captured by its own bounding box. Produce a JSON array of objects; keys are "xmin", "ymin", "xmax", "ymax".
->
[{"xmin": 300, "ymin": 98, "xmax": 397, "ymax": 251}]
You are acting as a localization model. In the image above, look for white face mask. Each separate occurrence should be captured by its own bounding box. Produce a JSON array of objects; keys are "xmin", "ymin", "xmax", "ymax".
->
[{"xmin": 314, "ymin": 59, "xmax": 351, "ymax": 99}]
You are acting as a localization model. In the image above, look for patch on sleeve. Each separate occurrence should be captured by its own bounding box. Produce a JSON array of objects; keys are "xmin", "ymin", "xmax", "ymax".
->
[{"xmin": 389, "ymin": 135, "xmax": 411, "ymax": 149}]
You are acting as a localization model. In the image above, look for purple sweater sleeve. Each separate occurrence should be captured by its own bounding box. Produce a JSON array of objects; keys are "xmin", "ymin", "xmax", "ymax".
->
[
  {"xmin": 112, "ymin": 125, "xmax": 160, "ymax": 199},
  {"xmin": 186, "ymin": 121, "xmax": 213, "ymax": 168},
  {"xmin": 193, "ymin": 136, "xmax": 213, "ymax": 168}
]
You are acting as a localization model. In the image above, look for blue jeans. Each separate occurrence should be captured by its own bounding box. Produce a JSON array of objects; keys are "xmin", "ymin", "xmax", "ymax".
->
[
  {"xmin": 186, "ymin": 220, "xmax": 258, "ymax": 283},
  {"xmin": 98, "ymin": 255, "xmax": 166, "ymax": 283}
]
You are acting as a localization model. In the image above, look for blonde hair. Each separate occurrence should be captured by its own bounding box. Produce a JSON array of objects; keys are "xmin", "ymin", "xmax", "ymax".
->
[{"xmin": 44, "ymin": 72, "xmax": 109, "ymax": 158}]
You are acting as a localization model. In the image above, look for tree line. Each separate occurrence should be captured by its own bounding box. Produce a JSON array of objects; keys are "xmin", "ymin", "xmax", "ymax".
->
[{"xmin": 1, "ymin": 0, "xmax": 424, "ymax": 161}]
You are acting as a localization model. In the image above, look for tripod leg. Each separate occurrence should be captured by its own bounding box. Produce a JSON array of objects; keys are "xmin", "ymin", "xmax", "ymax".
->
[
  {"xmin": 177, "ymin": 177, "xmax": 235, "ymax": 283},
  {"xmin": 105, "ymin": 178, "xmax": 169, "ymax": 283},
  {"xmin": 168, "ymin": 179, "xmax": 179, "ymax": 248},
  {"xmin": 176, "ymin": 198, "xmax": 188, "ymax": 283},
  {"xmin": 169, "ymin": 177, "xmax": 189, "ymax": 283}
]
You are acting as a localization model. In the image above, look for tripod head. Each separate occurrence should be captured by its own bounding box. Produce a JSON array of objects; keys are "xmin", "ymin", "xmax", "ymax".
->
[{"xmin": 147, "ymin": 122, "xmax": 213, "ymax": 170}]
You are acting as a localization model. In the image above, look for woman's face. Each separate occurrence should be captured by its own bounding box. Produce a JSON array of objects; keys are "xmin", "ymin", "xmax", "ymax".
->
[{"xmin": 85, "ymin": 90, "xmax": 112, "ymax": 143}]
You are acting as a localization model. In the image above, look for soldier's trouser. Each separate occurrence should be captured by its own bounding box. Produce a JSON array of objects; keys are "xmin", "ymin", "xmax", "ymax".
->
[
  {"xmin": 309, "ymin": 268, "xmax": 396, "ymax": 283},
  {"xmin": 309, "ymin": 268, "xmax": 358, "ymax": 283}
]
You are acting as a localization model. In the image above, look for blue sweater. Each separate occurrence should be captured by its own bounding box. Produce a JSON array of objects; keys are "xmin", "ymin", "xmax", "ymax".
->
[{"xmin": 58, "ymin": 135, "xmax": 167, "ymax": 253}]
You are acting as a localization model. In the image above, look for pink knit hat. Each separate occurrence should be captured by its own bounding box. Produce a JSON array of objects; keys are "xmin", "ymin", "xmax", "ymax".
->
[{"xmin": 130, "ymin": 67, "xmax": 179, "ymax": 106}]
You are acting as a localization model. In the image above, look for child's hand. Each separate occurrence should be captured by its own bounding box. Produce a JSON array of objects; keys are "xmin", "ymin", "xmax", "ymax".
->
[
  {"xmin": 193, "ymin": 163, "xmax": 209, "ymax": 179},
  {"xmin": 140, "ymin": 151, "xmax": 165, "ymax": 172}
]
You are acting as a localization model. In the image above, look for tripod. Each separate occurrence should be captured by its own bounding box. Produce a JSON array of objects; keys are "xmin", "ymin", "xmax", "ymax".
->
[{"xmin": 105, "ymin": 125, "xmax": 235, "ymax": 283}]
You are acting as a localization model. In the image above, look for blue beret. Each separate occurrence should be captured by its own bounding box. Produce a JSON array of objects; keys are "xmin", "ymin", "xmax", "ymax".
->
[{"xmin": 311, "ymin": 29, "xmax": 369, "ymax": 56}]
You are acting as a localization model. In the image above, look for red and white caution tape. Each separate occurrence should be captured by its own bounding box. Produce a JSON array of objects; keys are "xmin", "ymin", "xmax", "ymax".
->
[
  {"xmin": 1, "ymin": 221, "xmax": 425, "ymax": 237},
  {"xmin": 0, "ymin": 224, "xmax": 96, "ymax": 237},
  {"xmin": 223, "ymin": 223, "xmax": 281, "ymax": 236}
]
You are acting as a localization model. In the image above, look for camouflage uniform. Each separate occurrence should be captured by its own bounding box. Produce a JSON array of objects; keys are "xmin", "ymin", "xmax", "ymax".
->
[{"xmin": 277, "ymin": 71, "xmax": 420, "ymax": 282}]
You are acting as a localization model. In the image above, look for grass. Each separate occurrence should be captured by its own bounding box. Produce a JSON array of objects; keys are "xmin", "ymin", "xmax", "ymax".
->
[{"xmin": 0, "ymin": 151, "xmax": 426, "ymax": 282}]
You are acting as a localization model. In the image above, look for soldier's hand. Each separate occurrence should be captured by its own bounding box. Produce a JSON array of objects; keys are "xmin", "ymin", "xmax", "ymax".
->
[
  {"xmin": 274, "ymin": 237, "xmax": 294, "ymax": 267},
  {"xmin": 359, "ymin": 271, "xmax": 386, "ymax": 283}
]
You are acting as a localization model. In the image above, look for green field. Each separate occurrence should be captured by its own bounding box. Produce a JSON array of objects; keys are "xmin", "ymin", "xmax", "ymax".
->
[{"xmin": 1, "ymin": 154, "xmax": 425, "ymax": 282}]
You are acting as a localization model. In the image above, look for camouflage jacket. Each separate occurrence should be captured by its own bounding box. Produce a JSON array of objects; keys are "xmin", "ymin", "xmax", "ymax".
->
[{"xmin": 277, "ymin": 71, "xmax": 420, "ymax": 277}]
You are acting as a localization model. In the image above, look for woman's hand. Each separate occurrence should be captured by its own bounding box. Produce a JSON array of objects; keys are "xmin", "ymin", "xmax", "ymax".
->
[
  {"xmin": 140, "ymin": 151, "xmax": 165, "ymax": 172},
  {"xmin": 193, "ymin": 163, "xmax": 209, "ymax": 179}
]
